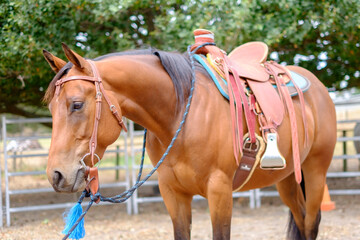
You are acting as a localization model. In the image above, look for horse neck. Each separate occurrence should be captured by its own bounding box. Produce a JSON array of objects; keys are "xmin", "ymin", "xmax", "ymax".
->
[{"xmin": 98, "ymin": 55, "xmax": 180, "ymax": 142}]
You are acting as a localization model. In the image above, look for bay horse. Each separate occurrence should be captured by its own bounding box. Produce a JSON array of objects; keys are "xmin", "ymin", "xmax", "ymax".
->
[{"xmin": 43, "ymin": 42, "xmax": 336, "ymax": 239}]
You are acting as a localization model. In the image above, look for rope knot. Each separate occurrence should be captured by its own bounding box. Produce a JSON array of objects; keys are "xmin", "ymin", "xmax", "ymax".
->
[
  {"xmin": 85, "ymin": 190, "xmax": 91, "ymax": 198},
  {"xmin": 91, "ymin": 192, "xmax": 101, "ymax": 202}
]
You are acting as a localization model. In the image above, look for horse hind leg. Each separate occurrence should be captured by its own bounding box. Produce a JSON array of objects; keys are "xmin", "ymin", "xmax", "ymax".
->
[
  {"xmin": 277, "ymin": 172, "xmax": 310, "ymax": 240},
  {"xmin": 302, "ymin": 157, "xmax": 329, "ymax": 240}
]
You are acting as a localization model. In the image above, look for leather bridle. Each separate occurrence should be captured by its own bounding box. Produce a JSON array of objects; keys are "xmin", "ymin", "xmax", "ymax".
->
[{"xmin": 54, "ymin": 60, "xmax": 127, "ymax": 180}]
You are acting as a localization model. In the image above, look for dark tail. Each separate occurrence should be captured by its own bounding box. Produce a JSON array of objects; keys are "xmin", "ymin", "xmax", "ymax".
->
[{"xmin": 286, "ymin": 172, "xmax": 321, "ymax": 240}]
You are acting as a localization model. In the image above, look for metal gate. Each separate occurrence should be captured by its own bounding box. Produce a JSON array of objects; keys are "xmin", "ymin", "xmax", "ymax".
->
[{"xmin": 1, "ymin": 116, "xmax": 131, "ymax": 227}]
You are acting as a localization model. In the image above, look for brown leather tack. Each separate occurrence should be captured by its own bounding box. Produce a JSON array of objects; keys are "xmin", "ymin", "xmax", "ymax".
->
[
  {"xmin": 232, "ymin": 148, "xmax": 257, "ymax": 190},
  {"xmin": 89, "ymin": 167, "xmax": 100, "ymax": 204}
]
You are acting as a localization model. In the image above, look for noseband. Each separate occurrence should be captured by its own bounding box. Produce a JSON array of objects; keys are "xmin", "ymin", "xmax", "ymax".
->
[{"xmin": 54, "ymin": 60, "xmax": 128, "ymax": 173}]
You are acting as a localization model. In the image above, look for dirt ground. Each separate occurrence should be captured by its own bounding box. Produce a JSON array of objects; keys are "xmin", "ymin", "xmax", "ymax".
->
[{"xmin": 0, "ymin": 186, "xmax": 359, "ymax": 240}]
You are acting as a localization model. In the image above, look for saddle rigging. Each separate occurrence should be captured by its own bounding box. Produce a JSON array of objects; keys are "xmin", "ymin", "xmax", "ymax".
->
[{"xmin": 191, "ymin": 29, "xmax": 309, "ymax": 189}]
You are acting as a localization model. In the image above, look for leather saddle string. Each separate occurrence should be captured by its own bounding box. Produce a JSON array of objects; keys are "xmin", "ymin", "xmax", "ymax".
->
[
  {"xmin": 222, "ymin": 56, "xmax": 258, "ymax": 166},
  {"xmin": 228, "ymin": 65, "xmax": 257, "ymax": 143},
  {"xmin": 224, "ymin": 56, "xmax": 256, "ymax": 144},
  {"xmin": 271, "ymin": 62, "xmax": 308, "ymax": 147},
  {"xmin": 265, "ymin": 62, "xmax": 302, "ymax": 184},
  {"xmin": 223, "ymin": 61, "xmax": 242, "ymax": 165}
]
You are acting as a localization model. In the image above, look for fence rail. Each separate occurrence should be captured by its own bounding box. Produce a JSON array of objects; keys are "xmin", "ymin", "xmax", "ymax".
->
[{"xmin": 1, "ymin": 116, "xmax": 131, "ymax": 227}]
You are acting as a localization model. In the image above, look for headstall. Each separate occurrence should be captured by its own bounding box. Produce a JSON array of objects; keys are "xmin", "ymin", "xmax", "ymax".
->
[{"xmin": 55, "ymin": 60, "xmax": 128, "ymax": 199}]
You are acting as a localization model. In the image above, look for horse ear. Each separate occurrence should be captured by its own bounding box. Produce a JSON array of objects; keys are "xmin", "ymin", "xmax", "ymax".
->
[
  {"xmin": 61, "ymin": 43, "xmax": 87, "ymax": 69},
  {"xmin": 42, "ymin": 49, "xmax": 67, "ymax": 73}
]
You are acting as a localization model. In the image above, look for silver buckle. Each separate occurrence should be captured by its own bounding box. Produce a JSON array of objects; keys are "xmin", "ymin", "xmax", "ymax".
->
[{"xmin": 110, "ymin": 104, "xmax": 116, "ymax": 112}]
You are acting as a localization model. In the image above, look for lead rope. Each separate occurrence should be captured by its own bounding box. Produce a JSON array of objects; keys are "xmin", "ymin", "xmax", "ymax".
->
[{"xmin": 62, "ymin": 43, "xmax": 215, "ymax": 240}]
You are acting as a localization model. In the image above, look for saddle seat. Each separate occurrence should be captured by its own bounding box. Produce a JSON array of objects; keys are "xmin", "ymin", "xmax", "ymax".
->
[
  {"xmin": 228, "ymin": 42, "xmax": 269, "ymax": 82},
  {"xmin": 210, "ymin": 41, "xmax": 286, "ymax": 127},
  {"xmin": 207, "ymin": 41, "xmax": 291, "ymax": 86},
  {"xmin": 228, "ymin": 42, "xmax": 294, "ymax": 86},
  {"xmin": 229, "ymin": 41, "xmax": 268, "ymax": 63}
]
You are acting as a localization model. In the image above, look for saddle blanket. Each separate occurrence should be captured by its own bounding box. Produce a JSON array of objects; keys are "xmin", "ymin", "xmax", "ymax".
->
[{"xmin": 194, "ymin": 54, "xmax": 311, "ymax": 101}]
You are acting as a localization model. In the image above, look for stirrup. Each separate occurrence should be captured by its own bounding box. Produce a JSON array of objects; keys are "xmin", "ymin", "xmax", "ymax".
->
[{"xmin": 260, "ymin": 133, "xmax": 286, "ymax": 170}]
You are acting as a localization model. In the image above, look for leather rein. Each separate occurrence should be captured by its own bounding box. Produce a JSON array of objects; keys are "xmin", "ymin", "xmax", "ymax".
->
[{"xmin": 54, "ymin": 60, "xmax": 127, "ymax": 186}]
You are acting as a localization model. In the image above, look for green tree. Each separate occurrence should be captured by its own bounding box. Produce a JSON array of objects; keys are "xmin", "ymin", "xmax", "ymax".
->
[{"xmin": 1, "ymin": 0, "xmax": 359, "ymax": 117}]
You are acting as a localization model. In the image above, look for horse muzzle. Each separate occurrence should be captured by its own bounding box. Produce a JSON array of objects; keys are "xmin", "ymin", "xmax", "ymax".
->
[{"xmin": 50, "ymin": 166, "xmax": 87, "ymax": 193}]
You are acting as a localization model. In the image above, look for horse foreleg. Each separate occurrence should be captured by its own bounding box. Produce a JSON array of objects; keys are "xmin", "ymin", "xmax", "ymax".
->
[
  {"xmin": 276, "ymin": 173, "xmax": 306, "ymax": 240},
  {"xmin": 207, "ymin": 171, "xmax": 233, "ymax": 240},
  {"xmin": 158, "ymin": 180, "xmax": 193, "ymax": 240}
]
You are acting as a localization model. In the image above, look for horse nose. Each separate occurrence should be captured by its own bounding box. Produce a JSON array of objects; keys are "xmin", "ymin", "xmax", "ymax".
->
[{"xmin": 52, "ymin": 170, "xmax": 65, "ymax": 189}]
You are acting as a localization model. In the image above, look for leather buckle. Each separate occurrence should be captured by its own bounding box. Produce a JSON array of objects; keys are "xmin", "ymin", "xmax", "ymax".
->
[
  {"xmin": 95, "ymin": 91, "xmax": 102, "ymax": 101},
  {"xmin": 243, "ymin": 136, "xmax": 260, "ymax": 153},
  {"xmin": 110, "ymin": 104, "xmax": 116, "ymax": 112}
]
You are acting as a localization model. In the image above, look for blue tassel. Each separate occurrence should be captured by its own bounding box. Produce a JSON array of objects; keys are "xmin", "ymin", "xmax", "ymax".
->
[{"xmin": 62, "ymin": 202, "xmax": 85, "ymax": 239}]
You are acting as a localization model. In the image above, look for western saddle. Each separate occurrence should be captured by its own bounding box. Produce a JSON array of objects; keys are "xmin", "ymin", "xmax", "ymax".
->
[{"xmin": 191, "ymin": 29, "xmax": 308, "ymax": 190}]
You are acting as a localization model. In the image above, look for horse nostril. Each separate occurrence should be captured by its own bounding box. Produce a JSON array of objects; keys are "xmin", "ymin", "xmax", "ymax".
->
[{"xmin": 53, "ymin": 170, "xmax": 64, "ymax": 187}]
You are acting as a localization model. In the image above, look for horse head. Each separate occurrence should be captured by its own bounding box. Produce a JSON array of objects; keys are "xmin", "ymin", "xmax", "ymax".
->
[{"xmin": 43, "ymin": 44, "xmax": 125, "ymax": 193}]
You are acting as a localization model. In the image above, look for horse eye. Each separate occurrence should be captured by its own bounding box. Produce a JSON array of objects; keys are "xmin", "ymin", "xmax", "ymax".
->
[{"xmin": 71, "ymin": 102, "xmax": 84, "ymax": 112}]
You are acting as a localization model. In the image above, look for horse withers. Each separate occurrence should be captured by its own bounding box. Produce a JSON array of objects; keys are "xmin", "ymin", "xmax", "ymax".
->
[{"xmin": 43, "ymin": 41, "xmax": 336, "ymax": 239}]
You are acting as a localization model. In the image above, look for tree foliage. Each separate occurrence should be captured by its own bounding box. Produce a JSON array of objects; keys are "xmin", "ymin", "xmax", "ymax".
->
[{"xmin": 1, "ymin": 0, "xmax": 359, "ymax": 117}]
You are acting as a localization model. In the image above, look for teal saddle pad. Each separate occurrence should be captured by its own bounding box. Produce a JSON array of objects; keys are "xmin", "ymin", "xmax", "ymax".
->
[{"xmin": 194, "ymin": 54, "xmax": 310, "ymax": 101}]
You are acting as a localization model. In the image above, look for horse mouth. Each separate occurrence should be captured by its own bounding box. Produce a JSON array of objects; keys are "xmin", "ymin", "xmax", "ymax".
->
[{"xmin": 70, "ymin": 167, "xmax": 86, "ymax": 192}]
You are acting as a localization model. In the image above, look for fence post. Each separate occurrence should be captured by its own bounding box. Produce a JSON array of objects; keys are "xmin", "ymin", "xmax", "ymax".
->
[
  {"xmin": 0, "ymin": 116, "xmax": 4, "ymax": 227},
  {"xmin": 342, "ymin": 130, "xmax": 347, "ymax": 172}
]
